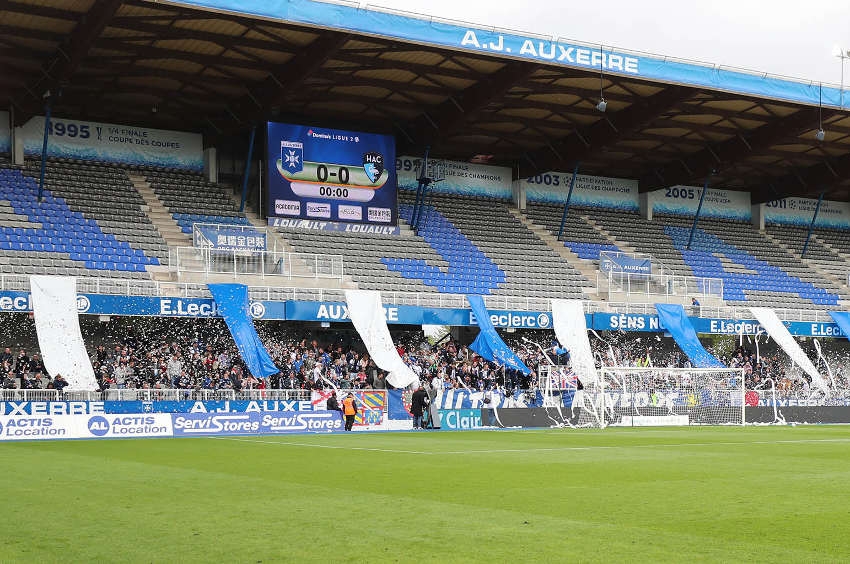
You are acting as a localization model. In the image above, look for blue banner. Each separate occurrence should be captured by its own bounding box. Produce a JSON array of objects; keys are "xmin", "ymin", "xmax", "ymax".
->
[
  {"xmin": 439, "ymin": 409, "xmax": 484, "ymax": 430},
  {"xmin": 208, "ymin": 284, "xmax": 278, "ymax": 377},
  {"xmin": 434, "ymin": 389, "xmax": 508, "ymax": 409},
  {"xmin": 102, "ymin": 400, "xmax": 315, "ymax": 414},
  {"xmin": 21, "ymin": 116, "xmax": 202, "ymax": 171},
  {"xmin": 467, "ymin": 295, "xmax": 530, "ymax": 374},
  {"xmin": 828, "ymin": 312, "xmax": 850, "ymax": 342},
  {"xmin": 266, "ymin": 122, "xmax": 397, "ymax": 226},
  {"xmin": 169, "ymin": 0, "xmax": 847, "ymax": 110},
  {"xmin": 655, "ymin": 304, "xmax": 724, "ymax": 368},
  {"xmin": 268, "ymin": 217, "xmax": 400, "ymax": 235},
  {"xmin": 194, "ymin": 225, "xmax": 266, "ymax": 251},
  {"xmin": 387, "ymin": 389, "xmax": 411, "ymax": 420},
  {"xmin": 396, "ymin": 156, "xmax": 512, "ymax": 199},
  {"xmin": 171, "ymin": 411, "xmax": 343, "ymax": 435},
  {"xmin": 599, "ymin": 254, "xmax": 651, "ymax": 275}
]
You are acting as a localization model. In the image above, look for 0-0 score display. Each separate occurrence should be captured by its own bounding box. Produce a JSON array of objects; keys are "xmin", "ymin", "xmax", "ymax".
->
[{"xmin": 266, "ymin": 122, "xmax": 397, "ymax": 225}]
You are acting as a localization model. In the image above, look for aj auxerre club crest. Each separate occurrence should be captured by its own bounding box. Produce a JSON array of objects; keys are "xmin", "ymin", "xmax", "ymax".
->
[
  {"xmin": 281, "ymin": 140, "xmax": 303, "ymax": 174},
  {"xmin": 362, "ymin": 151, "xmax": 384, "ymax": 184}
]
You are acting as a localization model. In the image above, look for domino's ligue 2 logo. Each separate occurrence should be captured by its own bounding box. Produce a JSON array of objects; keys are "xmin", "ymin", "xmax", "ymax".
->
[
  {"xmin": 88, "ymin": 416, "xmax": 110, "ymax": 437},
  {"xmin": 76, "ymin": 295, "xmax": 91, "ymax": 313}
]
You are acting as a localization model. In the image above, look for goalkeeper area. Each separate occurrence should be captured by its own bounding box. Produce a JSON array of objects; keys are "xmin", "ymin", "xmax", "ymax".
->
[{"xmin": 2, "ymin": 427, "xmax": 848, "ymax": 562}]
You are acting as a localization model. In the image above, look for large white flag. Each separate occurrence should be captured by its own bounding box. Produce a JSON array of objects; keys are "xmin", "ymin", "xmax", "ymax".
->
[
  {"xmin": 30, "ymin": 276, "xmax": 97, "ymax": 391},
  {"xmin": 749, "ymin": 307, "xmax": 828, "ymax": 393},
  {"xmin": 344, "ymin": 290, "xmax": 417, "ymax": 388},
  {"xmin": 551, "ymin": 299, "xmax": 597, "ymax": 386}
]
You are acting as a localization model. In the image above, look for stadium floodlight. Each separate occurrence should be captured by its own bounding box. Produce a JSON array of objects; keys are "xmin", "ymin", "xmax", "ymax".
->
[{"xmin": 597, "ymin": 43, "xmax": 607, "ymax": 113}]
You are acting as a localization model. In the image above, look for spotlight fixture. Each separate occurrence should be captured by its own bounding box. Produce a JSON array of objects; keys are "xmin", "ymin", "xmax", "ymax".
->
[
  {"xmin": 815, "ymin": 128, "xmax": 826, "ymax": 141},
  {"xmin": 597, "ymin": 43, "xmax": 606, "ymax": 113},
  {"xmin": 815, "ymin": 82, "xmax": 825, "ymax": 141}
]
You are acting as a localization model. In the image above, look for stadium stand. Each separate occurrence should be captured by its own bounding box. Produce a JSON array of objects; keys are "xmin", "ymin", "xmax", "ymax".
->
[
  {"xmin": 400, "ymin": 193, "xmax": 588, "ymax": 298},
  {"xmin": 144, "ymin": 170, "xmax": 251, "ymax": 234},
  {"xmin": 662, "ymin": 215, "xmax": 844, "ymax": 307},
  {"xmin": 0, "ymin": 161, "xmax": 162, "ymax": 278},
  {"xmin": 523, "ymin": 201, "xmax": 847, "ymax": 307},
  {"xmin": 764, "ymin": 224, "xmax": 850, "ymax": 292},
  {"xmin": 526, "ymin": 201, "xmax": 621, "ymax": 262}
]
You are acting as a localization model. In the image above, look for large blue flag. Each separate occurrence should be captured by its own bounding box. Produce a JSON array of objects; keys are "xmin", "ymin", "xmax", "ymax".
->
[
  {"xmin": 828, "ymin": 311, "xmax": 850, "ymax": 341},
  {"xmin": 466, "ymin": 295, "xmax": 531, "ymax": 374},
  {"xmin": 655, "ymin": 303, "xmax": 724, "ymax": 368},
  {"xmin": 208, "ymin": 283, "xmax": 278, "ymax": 378}
]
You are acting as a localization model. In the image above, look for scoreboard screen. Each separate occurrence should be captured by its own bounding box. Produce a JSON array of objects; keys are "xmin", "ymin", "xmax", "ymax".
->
[{"xmin": 266, "ymin": 122, "xmax": 397, "ymax": 226}]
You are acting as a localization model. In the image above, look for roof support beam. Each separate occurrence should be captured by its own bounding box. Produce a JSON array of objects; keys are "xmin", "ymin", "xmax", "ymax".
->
[
  {"xmin": 413, "ymin": 62, "xmax": 541, "ymax": 145},
  {"xmin": 518, "ymin": 86, "xmax": 693, "ymax": 178},
  {"xmin": 638, "ymin": 107, "xmax": 834, "ymax": 192},
  {"xmin": 750, "ymin": 152, "xmax": 850, "ymax": 204},
  {"xmin": 12, "ymin": 0, "xmax": 124, "ymax": 121}
]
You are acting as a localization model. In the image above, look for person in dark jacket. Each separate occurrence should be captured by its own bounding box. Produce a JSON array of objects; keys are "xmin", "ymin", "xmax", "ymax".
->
[
  {"xmin": 326, "ymin": 393, "xmax": 341, "ymax": 413},
  {"xmin": 411, "ymin": 385, "xmax": 429, "ymax": 430}
]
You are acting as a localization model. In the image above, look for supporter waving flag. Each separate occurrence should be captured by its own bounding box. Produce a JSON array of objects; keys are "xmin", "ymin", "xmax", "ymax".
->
[{"xmin": 466, "ymin": 295, "xmax": 530, "ymax": 374}]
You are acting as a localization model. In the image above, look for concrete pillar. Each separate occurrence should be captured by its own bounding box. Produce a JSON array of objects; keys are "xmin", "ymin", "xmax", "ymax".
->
[
  {"xmin": 640, "ymin": 191, "xmax": 653, "ymax": 221},
  {"xmin": 751, "ymin": 204, "xmax": 765, "ymax": 230},
  {"xmin": 12, "ymin": 126, "xmax": 24, "ymax": 165},
  {"xmin": 203, "ymin": 147, "xmax": 217, "ymax": 183},
  {"xmin": 512, "ymin": 179, "xmax": 526, "ymax": 210}
]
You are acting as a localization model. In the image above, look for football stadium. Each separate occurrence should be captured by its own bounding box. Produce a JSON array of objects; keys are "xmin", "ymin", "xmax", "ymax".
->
[{"xmin": 1, "ymin": 0, "xmax": 850, "ymax": 561}]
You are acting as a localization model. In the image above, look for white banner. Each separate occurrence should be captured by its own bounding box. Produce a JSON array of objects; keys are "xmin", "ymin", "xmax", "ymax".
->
[
  {"xmin": 0, "ymin": 110, "xmax": 9, "ymax": 155},
  {"xmin": 0, "ymin": 414, "xmax": 172, "ymax": 441},
  {"xmin": 22, "ymin": 116, "xmax": 202, "ymax": 171},
  {"xmin": 344, "ymin": 290, "xmax": 417, "ymax": 388},
  {"xmin": 396, "ymin": 156, "xmax": 512, "ymax": 199},
  {"xmin": 748, "ymin": 307, "xmax": 828, "ymax": 393},
  {"xmin": 651, "ymin": 186, "xmax": 751, "ymax": 220},
  {"xmin": 764, "ymin": 197, "xmax": 850, "ymax": 229},
  {"xmin": 30, "ymin": 276, "xmax": 97, "ymax": 391},
  {"xmin": 518, "ymin": 172, "xmax": 639, "ymax": 210},
  {"xmin": 551, "ymin": 299, "xmax": 598, "ymax": 386}
]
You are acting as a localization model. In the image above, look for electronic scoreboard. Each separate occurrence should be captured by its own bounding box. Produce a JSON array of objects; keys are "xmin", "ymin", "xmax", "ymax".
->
[{"xmin": 266, "ymin": 122, "xmax": 397, "ymax": 226}]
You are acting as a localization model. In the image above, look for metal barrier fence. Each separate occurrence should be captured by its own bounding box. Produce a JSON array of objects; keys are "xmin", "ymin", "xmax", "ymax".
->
[
  {"xmin": 0, "ymin": 274, "xmax": 836, "ymax": 323},
  {"xmin": 598, "ymin": 271, "xmax": 723, "ymax": 301},
  {"xmin": 0, "ymin": 389, "xmax": 315, "ymax": 402},
  {"xmin": 168, "ymin": 247, "xmax": 344, "ymax": 280}
]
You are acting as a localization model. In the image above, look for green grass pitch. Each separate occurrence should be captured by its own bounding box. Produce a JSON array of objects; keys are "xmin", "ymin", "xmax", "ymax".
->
[{"xmin": 2, "ymin": 426, "xmax": 849, "ymax": 563}]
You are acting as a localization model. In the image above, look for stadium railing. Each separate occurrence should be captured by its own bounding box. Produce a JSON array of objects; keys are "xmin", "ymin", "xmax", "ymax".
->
[
  {"xmin": 168, "ymin": 247, "xmax": 344, "ymax": 280},
  {"xmin": 597, "ymin": 271, "xmax": 724, "ymax": 301},
  {"xmin": 0, "ymin": 275, "xmax": 835, "ymax": 322},
  {"xmin": 0, "ymin": 389, "xmax": 315, "ymax": 402}
]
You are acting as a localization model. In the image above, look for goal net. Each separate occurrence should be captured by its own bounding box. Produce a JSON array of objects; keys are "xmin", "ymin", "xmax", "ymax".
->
[
  {"xmin": 598, "ymin": 367, "xmax": 745, "ymax": 427},
  {"xmin": 537, "ymin": 366, "xmax": 745, "ymax": 428}
]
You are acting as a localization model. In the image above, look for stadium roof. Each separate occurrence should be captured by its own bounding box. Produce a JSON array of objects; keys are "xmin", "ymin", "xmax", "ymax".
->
[{"xmin": 2, "ymin": 0, "xmax": 850, "ymax": 203}]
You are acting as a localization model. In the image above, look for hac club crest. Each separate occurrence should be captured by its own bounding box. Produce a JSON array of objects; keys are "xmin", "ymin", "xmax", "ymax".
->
[{"xmin": 362, "ymin": 152, "xmax": 385, "ymax": 183}]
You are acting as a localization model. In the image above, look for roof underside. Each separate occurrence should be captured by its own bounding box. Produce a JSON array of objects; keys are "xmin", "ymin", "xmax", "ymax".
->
[{"xmin": 1, "ymin": 0, "xmax": 850, "ymax": 203}]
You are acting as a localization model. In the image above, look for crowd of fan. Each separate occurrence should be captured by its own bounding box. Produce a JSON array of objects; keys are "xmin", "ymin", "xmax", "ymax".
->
[{"xmin": 3, "ymin": 323, "xmax": 849, "ymax": 396}]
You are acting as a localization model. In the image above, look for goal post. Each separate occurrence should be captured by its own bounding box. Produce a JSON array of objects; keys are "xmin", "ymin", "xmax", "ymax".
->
[{"xmin": 598, "ymin": 367, "xmax": 746, "ymax": 427}]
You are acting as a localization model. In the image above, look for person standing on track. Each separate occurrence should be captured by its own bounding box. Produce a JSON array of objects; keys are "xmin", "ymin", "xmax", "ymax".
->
[
  {"xmin": 342, "ymin": 392, "xmax": 358, "ymax": 431},
  {"xmin": 411, "ymin": 384, "xmax": 429, "ymax": 430}
]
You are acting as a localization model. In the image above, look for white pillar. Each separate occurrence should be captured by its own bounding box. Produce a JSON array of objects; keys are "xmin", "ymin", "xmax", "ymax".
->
[
  {"xmin": 751, "ymin": 204, "xmax": 765, "ymax": 230},
  {"xmin": 640, "ymin": 191, "xmax": 653, "ymax": 221},
  {"xmin": 12, "ymin": 126, "xmax": 24, "ymax": 165},
  {"xmin": 512, "ymin": 179, "xmax": 526, "ymax": 210},
  {"xmin": 203, "ymin": 147, "xmax": 217, "ymax": 183}
]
